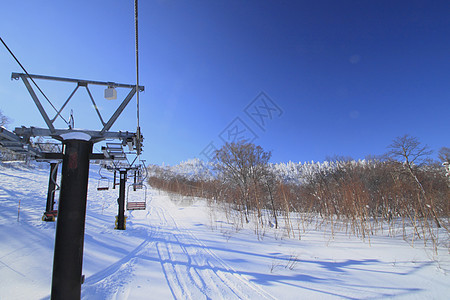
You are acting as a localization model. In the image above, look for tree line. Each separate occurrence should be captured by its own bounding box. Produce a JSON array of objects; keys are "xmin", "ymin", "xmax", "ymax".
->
[{"xmin": 155, "ymin": 136, "xmax": 447, "ymax": 250}]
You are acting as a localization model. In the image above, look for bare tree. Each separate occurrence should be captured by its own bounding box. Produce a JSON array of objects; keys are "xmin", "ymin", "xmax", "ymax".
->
[
  {"xmin": 387, "ymin": 134, "xmax": 432, "ymax": 166},
  {"xmin": 438, "ymin": 147, "xmax": 450, "ymax": 164},
  {"xmin": 0, "ymin": 109, "xmax": 18, "ymax": 161},
  {"xmin": 0, "ymin": 109, "xmax": 11, "ymax": 128},
  {"xmin": 439, "ymin": 147, "xmax": 450, "ymax": 180},
  {"xmin": 387, "ymin": 134, "xmax": 441, "ymax": 228},
  {"xmin": 261, "ymin": 169, "xmax": 279, "ymax": 228},
  {"xmin": 215, "ymin": 141, "xmax": 271, "ymax": 223}
]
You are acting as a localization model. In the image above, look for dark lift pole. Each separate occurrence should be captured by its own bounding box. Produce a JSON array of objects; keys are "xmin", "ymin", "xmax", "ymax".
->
[
  {"xmin": 116, "ymin": 170, "xmax": 127, "ymax": 230},
  {"xmin": 51, "ymin": 139, "xmax": 92, "ymax": 300},
  {"xmin": 43, "ymin": 162, "xmax": 58, "ymax": 221},
  {"xmin": 113, "ymin": 169, "xmax": 117, "ymax": 189}
]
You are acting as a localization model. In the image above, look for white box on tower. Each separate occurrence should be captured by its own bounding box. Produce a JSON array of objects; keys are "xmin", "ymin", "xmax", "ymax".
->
[{"xmin": 104, "ymin": 87, "xmax": 117, "ymax": 100}]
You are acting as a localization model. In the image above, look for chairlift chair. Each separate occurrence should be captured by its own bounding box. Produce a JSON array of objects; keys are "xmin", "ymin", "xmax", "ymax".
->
[
  {"xmin": 43, "ymin": 189, "xmax": 59, "ymax": 221},
  {"xmin": 134, "ymin": 172, "xmax": 144, "ymax": 190},
  {"xmin": 42, "ymin": 210, "xmax": 58, "ymax": 222},
  {"xmin": 43, "ymin": 162, "xmax": 61, "ymax": 222},
  {"xmin": 97, "ymin": 164, "xmax": 110, "ymax": 191},
  {"xmin": 126, "ymin": 182, "xmax": 147, "ymax": 210},
  {"xmin": 97, "ymin": 178, "xmax": 110, "ymax": 191}
]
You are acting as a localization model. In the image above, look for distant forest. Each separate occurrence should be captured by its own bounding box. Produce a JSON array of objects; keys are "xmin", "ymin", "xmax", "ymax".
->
[{"xmin": 148, "ymin": 137, "xmax": 450, "ymax": 252}]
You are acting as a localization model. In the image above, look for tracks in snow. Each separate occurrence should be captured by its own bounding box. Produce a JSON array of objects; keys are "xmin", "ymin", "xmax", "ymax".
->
[
  {"xmin": 83, "ymin": 193, "xmax": 274, "ymax": 299},
  {"xmin": 150, "ymin": 199, "xmax": 275, "ymax": 300}
]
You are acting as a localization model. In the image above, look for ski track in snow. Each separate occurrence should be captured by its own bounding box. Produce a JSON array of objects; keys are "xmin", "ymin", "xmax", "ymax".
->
[
  {"xmin": 150, "ymin": 203, "xmax": 275, "ymax": 300},
  {"xmin": 94, "ymin": 199, "xmax": 274, "ymax": 299},
  {"xmin": 80, "ymin": 187, "xmax": 275, "ymax": 300}
]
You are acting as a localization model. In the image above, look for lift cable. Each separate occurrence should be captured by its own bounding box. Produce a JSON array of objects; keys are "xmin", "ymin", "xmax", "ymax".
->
[
  {"xmin": 134, "ymin": 0, "xmax": 142, "ymax": 158},
  {"xmin": 0, "ymin": 37, "xmax": 70, "ymax": 126}
]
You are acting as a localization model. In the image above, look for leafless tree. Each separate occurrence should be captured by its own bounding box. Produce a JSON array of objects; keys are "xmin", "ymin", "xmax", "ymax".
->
[
  {"xmin": 387, "ymin": 134, "xmax": 432, "ymax": 166},
  {"xmin": 215, "ymin": 141, "xmax": 271, "ymax": 223},
  {"xmin": 438, "ymin": 147, "xmax": 450, "ymax": 163},
  {"xmin": 387, "ymin": 134, "xmax": 441, "ymax": 228},
  {"xmin": 0, "ymin": 109, "xmax": 11, "ymax": 128},
  {"xmin": 0, "ymin": 110, "xmax": 23, "ymax": 161}
]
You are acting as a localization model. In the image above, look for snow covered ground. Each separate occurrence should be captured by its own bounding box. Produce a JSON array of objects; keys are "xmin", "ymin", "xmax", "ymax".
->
[{"xmin": 0, "ymin": 162, "xmax": 449, "ymax": 299}]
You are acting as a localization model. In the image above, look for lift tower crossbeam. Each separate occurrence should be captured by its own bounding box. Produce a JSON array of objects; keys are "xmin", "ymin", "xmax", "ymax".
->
[{"xmin": 11, "ymin": 72, "xmax": 144, "ymax": 136}]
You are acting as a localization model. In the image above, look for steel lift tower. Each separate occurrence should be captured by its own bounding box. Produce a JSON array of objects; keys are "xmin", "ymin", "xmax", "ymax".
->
[{"xmin": 9, "ymin": 72, "xmax": 144, "ymax": 300}]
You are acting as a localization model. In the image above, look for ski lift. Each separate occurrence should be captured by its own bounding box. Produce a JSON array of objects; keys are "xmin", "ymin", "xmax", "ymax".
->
[
  {"xmin": 42, "ymin": 162, "xmax": 61, "ymax": 222},
  {"xmin": 98, "ymin": 178, "xmax": 110, "ymax": 191},
  {"xmin": 97, "ymin": 164, "xmax": 110, "ymax": 191},
  {"xmin": 133, "ymin": 169, "xmax": 144, "ymax": 190},
  {"xmin": 126, "ymin": 183, "xmax": 147, "ymax": 210},
  {"xmin": 126, "ymin": 163, "xmax": 148, "ymax": 210},
  {"xmin": 42, "ymin": 210, "xmax": 58, "ymax": 222}
]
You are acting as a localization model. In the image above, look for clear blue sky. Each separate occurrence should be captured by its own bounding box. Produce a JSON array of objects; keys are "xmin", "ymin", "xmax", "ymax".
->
[{"xmin": 1, "ymin": 0, "xmax": 449, "ymax": 165}]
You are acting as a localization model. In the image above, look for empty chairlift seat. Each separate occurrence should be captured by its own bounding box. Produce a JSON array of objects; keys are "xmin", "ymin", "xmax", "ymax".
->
[
  {"xmin": 126, "ymin": 201, "xmax": 146, "ymax": 210},
  {"xmin": 126, "ymin": 183, "xmax": 147, "ymax": 210},
  {"xmin": 97, "ymin": 164, "xmax": 110, "ymax": 191}
]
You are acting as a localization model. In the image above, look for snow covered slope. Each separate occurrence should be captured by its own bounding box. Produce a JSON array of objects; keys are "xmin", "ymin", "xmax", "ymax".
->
[{"xmin": 0, "ymin": 162, "xmax": 449, "ymax": 299}]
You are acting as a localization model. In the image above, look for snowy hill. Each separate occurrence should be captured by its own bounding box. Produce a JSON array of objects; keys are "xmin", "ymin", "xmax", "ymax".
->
[{"xmin": 0, "ymin": 161, "xmax": 449, "ymax": 299}]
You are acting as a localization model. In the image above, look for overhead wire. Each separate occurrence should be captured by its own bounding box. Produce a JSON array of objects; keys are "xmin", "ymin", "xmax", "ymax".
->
[
  {"xmin": 134, "ymin": 0, "xmax": 142, "ymax": 159},
  {"xmin": 0, "ymin": 37, "xmax": 70, "ymax": 126}
]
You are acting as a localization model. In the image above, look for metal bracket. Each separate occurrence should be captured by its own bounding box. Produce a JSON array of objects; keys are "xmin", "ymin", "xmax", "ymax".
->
[{"xmin": 11, "ymin": 72, "xmax": 144, "ymax": 135}]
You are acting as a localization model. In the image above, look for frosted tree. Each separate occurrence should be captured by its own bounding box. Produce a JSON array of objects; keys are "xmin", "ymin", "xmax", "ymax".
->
[
  {"xmin": 439, "ymin": 147, "xmax": 450, "ymax": 178},
  {"xmin": 0, "ymin": 109, "xmax": 10, "ymax": 128}
]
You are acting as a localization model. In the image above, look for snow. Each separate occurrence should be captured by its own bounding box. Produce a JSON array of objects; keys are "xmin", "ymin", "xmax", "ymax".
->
[
  {"xmin": 60, "ymin": 132, "xmax": 92, "ymax": 141},
  {"xmin": 0, "ymin": 161, "xmax": 449, "ymax": 299}
]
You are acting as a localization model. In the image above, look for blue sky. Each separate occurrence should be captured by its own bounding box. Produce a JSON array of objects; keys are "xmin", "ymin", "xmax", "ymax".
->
[{"xmin": 1, "ymin": 0, "xmax": 449, "ymax": 165}]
